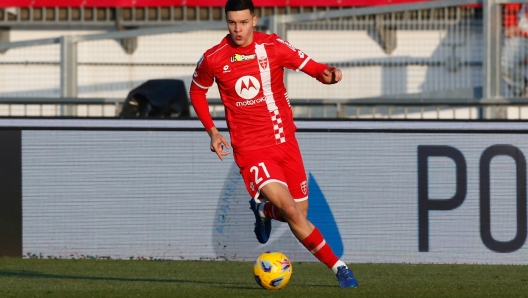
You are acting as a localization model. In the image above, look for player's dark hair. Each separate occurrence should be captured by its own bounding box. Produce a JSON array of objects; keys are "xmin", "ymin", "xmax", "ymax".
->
[{"xmin": 225, "ymin": 0, "xmax": 255, "ymax": 16}]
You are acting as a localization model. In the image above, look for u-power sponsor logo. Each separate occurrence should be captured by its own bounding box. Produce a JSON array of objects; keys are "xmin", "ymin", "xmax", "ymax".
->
[{"xmin": 231, "ymin": 54, "xmax": 256, "ymax": 63}]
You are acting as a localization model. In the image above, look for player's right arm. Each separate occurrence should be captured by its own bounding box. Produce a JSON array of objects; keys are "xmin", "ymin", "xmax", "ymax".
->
[
  {"xmin": 189, "ymin": 54, "xmax": 231, "ymax": 160},
  {"xmin": 207, "ymin": 127, "xmax": 230, "ymax": 161}
]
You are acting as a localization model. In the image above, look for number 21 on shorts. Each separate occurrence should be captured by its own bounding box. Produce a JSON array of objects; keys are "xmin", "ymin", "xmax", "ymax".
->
[{"xmin": 250, "ymin": 162, "xmax": 270, "ymax": 186}]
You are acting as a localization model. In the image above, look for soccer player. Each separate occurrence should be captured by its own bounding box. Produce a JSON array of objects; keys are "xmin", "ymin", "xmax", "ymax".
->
[{"xmin": 190, "ymin": 0, "xmax": 358, "ymax": 288}]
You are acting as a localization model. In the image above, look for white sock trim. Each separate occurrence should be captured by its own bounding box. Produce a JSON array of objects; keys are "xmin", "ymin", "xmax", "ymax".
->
[
  {"xmin": 331, "ymin": 260, "xmax": 347, "ymax": 274},
  {"xmin": 310, "ymin": 239, "xmax": 326, "ymax": 254},
  {"xmin": 258, "ymin": 202, "xmax": 267, "ymax": 219}
]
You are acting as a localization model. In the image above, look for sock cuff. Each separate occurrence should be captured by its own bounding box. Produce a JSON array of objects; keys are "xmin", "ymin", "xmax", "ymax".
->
[
  {"xmin": 258, "ymin": 201, "xmax": 267, "ymax": 219},
  {"xmin": 331, "ymin": 260, "xmax": 347, "ymax": 274}
]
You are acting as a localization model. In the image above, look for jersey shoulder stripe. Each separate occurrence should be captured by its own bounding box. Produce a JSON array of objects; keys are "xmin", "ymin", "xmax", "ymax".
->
[
  {"xmin": 206, "ymin": 43, "xmax": 229, "ymax": 58},
  {"xmin": 296, "ymin": 57, "xmax": 311, "ymax": 72},
  {"xmin": 192, "ymin": 79, "xmax": 211, "ymax": 89}
]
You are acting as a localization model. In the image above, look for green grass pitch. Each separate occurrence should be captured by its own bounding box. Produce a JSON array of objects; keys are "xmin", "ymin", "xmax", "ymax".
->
[{"xmin": 0, "ymin": 258, "xmax": 527, "ymax": 297}]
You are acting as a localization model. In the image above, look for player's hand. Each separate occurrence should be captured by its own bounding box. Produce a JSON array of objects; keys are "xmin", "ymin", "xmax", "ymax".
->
[
  {"xmin": 322, "ymin": 66, "xmax": 342, "ymax": 84},
  {"xmin": 208, "ymin": 128, "xmax": 231, "ymax": 161}
]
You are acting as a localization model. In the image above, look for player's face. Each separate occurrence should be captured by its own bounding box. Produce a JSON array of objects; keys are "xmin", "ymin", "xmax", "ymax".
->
[{"xmin": 226, "ymin": 9, "xmax": 258, "ymax": 47}]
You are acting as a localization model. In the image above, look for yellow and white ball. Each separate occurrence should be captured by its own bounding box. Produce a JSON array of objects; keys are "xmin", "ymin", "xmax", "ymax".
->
[{"xmin": 253, "ymin": 251, "xmax": 293, "ymax": 290}]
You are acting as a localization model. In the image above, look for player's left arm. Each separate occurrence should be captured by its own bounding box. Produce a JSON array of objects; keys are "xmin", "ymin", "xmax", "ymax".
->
[
  {"xmin": 274, "ymin": 35, "xmax": 342, "ymax": 84},
  {"xmin": 305, "ymin": 62, "xmax": 342, "ymax": 85}
]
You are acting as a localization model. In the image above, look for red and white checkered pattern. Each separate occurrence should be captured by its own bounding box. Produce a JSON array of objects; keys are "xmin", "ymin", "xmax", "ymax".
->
[{"xmin": 271, "ymin": 110, "xmax": 286, "ymax": 144}]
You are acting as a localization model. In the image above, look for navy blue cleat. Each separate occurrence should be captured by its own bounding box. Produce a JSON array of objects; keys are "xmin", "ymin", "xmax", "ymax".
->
[
  {"xmin": 249, "ymin": 199, "xmax": 271, "ymax": 244},
  {"xmin": 336, "ymin": 266, "xmax": 358, "ymax": 288}
]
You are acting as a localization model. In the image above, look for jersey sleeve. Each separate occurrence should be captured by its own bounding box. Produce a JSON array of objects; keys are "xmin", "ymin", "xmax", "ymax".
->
[
  {"xmin": 273, "ymin": 35, "xmax": 331, "ymax": 84},
  {"xmin": 190, "ymin": 54, "xmax": 215, "ymax": 131}
]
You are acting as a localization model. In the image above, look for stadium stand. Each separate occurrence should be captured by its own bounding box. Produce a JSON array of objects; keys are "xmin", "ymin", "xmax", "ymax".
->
[{"xmin": 0, "ymin": 0, "xmax": 524, "ymax": 119}]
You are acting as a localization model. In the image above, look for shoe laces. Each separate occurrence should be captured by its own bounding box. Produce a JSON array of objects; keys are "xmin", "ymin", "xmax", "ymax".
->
[{"xmin": 337, "ymin": 266, "xmax": 353, "ymax": 280}]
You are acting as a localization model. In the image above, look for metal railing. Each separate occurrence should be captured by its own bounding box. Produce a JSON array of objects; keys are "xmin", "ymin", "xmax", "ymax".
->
[
  {"xmin": 0, "ymin": 0, "xmax": 528, "ymax": 119},
  {"xmin": 1, "ymin": 96, "xmax": 527, "ymax": 120}
]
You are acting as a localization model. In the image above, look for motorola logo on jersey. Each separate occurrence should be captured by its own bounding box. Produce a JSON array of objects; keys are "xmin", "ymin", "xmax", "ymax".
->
[
  {"xmin": 235, "ymin": 76, "xmax": 261, "ymax": 100},
  {"xmin": 236, "ymin": 96, "xmax": 266, "ymax": 107}
]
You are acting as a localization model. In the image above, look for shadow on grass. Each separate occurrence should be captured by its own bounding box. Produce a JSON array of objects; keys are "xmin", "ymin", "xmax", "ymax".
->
[
  {"xmin": 215, "ymin": 284, "xmax": 336, "ymax": 290},
  {"xmin": 0, "ymin": 269, "xmax": 250, "ymax": 287},
  {"xmin": 0, "ymin": 270, "xmax": 336, "ymax": 290},
  {"xmin": 211, "ymin": 285, "xmax": 260, "ymax": 290}
]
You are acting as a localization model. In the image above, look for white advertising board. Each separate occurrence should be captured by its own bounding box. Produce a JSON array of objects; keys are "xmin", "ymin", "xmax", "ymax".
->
[{"xmin": 8, "ymin": 119, "xmax": 528, "ymax": 264}]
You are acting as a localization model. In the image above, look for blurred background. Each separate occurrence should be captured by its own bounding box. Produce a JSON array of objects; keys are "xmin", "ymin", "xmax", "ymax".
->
[{"xmin": 0, "ymin": 0, "xmax": 525, "ymax": 119}]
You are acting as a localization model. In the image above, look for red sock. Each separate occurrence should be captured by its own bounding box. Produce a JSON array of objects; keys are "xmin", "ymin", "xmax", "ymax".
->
[
  {"xmin": 300, "ymin": 227, "xmax": 339, "ymax": 269},
  {"xmin": 262, "ymin": 202, "xmax": 286, "ymax": 222}
]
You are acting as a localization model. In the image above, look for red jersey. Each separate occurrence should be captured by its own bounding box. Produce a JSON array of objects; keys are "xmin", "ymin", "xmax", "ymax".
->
[{"xmin": 190, "ymin": 31, "xmax": 328, "ymax": 152}]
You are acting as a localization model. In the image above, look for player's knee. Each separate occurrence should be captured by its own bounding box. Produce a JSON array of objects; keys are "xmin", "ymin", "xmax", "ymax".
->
[
  {"xmin": 296, "ymin": 200, "xmax": 309, "ymax": 218},
  {"xmin": 280, "ymin": 204, "xmax": 305, "ymax": 224}
]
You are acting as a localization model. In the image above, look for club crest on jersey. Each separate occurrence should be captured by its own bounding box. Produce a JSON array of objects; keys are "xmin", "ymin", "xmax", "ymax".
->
[
  {"xmin": 258, "ymin": 57, "xmax": 268, "ymax": 69},
  {"xmin": 235, "ymin": 76, "xmax": 261, "ymax": 100},
  {"xmin": 300, "ymin": 181, "xmax": 307, "ymax": 195},
  {"xmin": 231, "ymin": 53, "xmax": 256, "ymax": 63}
]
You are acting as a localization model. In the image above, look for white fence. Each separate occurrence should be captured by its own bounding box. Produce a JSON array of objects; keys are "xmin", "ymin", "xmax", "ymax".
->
[{"xmin": 0, "ymin": 0, "xmax": 527, "ymax": 119}]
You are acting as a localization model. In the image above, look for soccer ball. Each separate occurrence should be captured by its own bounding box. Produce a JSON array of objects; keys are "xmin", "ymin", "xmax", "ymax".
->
[{"xmin": 253, "ymin": 251, "xmax": 293, "ymax": 290}]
